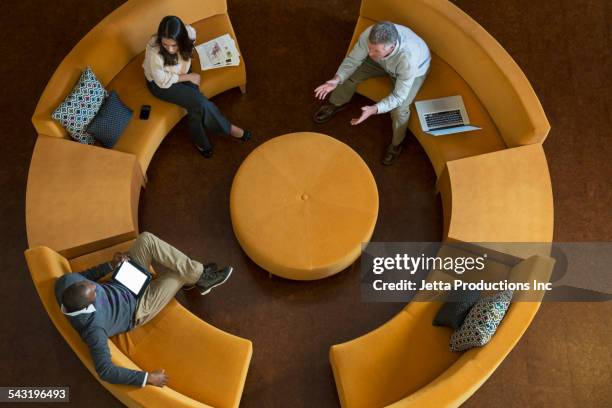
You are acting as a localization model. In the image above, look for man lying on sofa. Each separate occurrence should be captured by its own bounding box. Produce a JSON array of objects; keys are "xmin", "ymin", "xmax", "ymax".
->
[
  {"xmin": 313, "ymin": 21, "xmax": 431, "ymax": 165},
  {"xmin": 55, "ymin": 232, "xmax": 232, "ymax": 387}
]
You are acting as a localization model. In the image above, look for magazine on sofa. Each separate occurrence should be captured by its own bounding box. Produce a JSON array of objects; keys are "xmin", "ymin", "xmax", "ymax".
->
[{"xmin": 196, "ymin": 34, "xmax": 240, "ymax": 70}]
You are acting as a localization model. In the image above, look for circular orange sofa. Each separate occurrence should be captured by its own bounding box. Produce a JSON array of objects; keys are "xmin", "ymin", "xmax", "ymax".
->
[{"xmin": 23, "ymin": 0, "xmax": 555, "ymax": 407}]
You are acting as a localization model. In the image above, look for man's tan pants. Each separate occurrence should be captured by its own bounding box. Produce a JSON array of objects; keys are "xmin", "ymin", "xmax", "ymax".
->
[
  {"xmin": 129, "ymin": 232, "xmax": 203, "ymax": 326},
  {"xmin": 329, "ymin": 57, "xmax": 429, "ymax": 146}
]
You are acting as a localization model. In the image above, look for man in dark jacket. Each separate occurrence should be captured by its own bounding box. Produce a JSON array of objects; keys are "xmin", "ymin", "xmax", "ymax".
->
[{"xmin": 55, "ymin": 231, "xmax": 232, "ymax": 387}]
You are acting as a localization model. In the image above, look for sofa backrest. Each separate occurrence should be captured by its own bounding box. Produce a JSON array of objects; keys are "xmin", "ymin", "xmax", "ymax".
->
[
  {"xmin": 508, "ymin": 254, "xmax": 555, "ymax": 301},
  {"xmin": 32, "ymin": 0, "xmax": 227, "ymax": 139},
  {"xmin": 358, "ymin": 0, "xmax": 550, "ymax": 147}
]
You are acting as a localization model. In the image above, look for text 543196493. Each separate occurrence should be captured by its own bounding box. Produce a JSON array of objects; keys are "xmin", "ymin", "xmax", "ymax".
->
[{"xmin": 0, "ymin": 387, "xmax": 69, "ymax": 402}]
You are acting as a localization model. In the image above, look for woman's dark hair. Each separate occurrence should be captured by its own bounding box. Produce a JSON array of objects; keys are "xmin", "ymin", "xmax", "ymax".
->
[{"xmin": 156, "ymin": 15, "xmax": 194, "ymax": 66}]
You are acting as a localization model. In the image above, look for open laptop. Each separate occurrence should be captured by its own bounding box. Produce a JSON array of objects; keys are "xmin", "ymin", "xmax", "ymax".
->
[{"xmin": 415, "ymin": 95, "xmax": 481, "ymax": 136}]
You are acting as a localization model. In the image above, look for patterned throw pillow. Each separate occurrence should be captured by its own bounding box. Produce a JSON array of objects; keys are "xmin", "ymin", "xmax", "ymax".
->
[
  {"xmin": 86, "ymin": 91, "xmax": 133, "ymax": 148},
  {"xmin": 449, "ymin": 290, "xmax": 513, "ymax": 352},
  {"xmin": 52, "ymin": 67, "xmax": 107, "ymax": 144}
]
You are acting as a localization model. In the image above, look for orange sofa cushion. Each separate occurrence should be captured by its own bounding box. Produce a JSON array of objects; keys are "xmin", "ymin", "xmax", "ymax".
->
[{"xmin": 330, "ymin": 302, "xmax": 458, "ymax": 408}]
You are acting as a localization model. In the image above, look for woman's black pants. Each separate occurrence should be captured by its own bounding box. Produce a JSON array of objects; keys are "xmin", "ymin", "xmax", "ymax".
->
[{"xmin": 146, "ymin": 79, "xmax": 231, "ymax": 152}]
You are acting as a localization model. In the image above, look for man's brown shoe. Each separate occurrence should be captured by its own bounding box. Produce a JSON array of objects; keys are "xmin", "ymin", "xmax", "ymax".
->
[
  {"xmin": 382, "ymin": 144, "xmax": 403, "ymax": 166},
  {"xmin": 312, "ymin": 103, "xmax": 346, "ymax": 124}
]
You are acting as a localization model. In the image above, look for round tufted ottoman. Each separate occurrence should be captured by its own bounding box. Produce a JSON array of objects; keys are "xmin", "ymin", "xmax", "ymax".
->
[{"xmin": 230, "ymin": 132, "xmax": 379, "ymax": 280}]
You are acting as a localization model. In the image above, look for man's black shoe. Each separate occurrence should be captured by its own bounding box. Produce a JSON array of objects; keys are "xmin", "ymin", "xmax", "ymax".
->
[
  {"xmin": 241, "ymin": 130, "xmax": 252, "ymax": 142},
  {"xmin": 183, "ymin": 263, "xmax": 217, "ymax": 291},
  {"xmin": 312, "ymin": 103, "xmax": 346, "ymax": 124},
  {"xmin": 382, "ymin": 144, "xmax": 403, "ymax": 166},
  {"xmin": 196, "ymin": 266, "xmax": 233, "ymax": 295}
]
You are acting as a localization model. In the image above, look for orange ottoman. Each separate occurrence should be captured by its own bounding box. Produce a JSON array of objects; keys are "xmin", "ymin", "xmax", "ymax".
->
[{"xmin": 230, "ymin": 132, "xmax": 378, "ymax": 280}]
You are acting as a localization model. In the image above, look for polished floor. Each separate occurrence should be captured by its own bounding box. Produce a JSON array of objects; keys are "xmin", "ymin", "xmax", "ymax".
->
[{"xmin": 1, "ymin": 0, "xmax": 610, "ymax": 407}]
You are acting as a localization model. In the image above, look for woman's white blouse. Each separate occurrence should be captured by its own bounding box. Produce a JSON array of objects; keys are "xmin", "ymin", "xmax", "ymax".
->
[{"xmin": 143, "ymin": 25, "xmax": 196, "ymax": 88}]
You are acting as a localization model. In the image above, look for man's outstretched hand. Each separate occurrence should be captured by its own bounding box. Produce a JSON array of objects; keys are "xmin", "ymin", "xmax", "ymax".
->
[
  {"xmin": 314, "ymin": 77, "xmax": 340, "ymax": 100},
  {"xmin": 350, "ymin": 105, "xmax": 378, "ymax": 125},
  {"xmin": 147, "ymin": 369, "xmax": 168, "ymax": 387}
]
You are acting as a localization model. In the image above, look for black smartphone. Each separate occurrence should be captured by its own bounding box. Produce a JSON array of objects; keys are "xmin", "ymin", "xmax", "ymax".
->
[{"xmin": 139, "ymin": 105, "xmax": 151, "ymax": 120}]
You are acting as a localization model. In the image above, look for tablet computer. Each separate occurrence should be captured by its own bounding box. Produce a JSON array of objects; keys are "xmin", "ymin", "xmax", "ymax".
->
[{"xmin": 111, "ymin": 260, "xmax": 152, "ymax": 298}]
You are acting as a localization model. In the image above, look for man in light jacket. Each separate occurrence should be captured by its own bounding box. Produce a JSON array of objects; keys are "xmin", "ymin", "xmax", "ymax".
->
[{"xmin": 314, "ymin": 21, "xmax": 431, "ymax": 165}]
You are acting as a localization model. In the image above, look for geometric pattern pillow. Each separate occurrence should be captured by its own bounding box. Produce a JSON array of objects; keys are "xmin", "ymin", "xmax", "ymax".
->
[
  {"xmin": 86, "ymin": 91, "xmax": 133, "ymax": 148},
  {"xmin": 449, "ymin": 290, "xmax": 513, "ymax": 352},
  {"xmin": 51, "ymin": 67, "xmax": 107, "ymax": 144}
]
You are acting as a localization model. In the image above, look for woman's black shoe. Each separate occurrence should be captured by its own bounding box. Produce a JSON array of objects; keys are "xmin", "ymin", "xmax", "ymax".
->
[
  {"xmin": 241, "ymin": 130, "xmax": 252, "ymax": 142},
  {"xmin": 201, "ymin": 148, "xmax": 213, "ymax": 158}
]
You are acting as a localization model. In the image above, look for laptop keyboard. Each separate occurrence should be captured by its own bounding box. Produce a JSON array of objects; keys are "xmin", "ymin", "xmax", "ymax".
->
[{"xmin": 425, "ymin": 109, "xmax": 463, "ymax": 129}]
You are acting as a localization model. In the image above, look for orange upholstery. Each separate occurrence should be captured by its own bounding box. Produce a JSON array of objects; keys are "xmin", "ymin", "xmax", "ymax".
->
[
  {"xmin": 330, "ymin": 303, "xmax": 457, "ymax": 408},
  {"xmin": 31, "ymin": 0, "xmax": 246, "ymax": 174},
  {"xmin": 25, "ymin": 136, "xmax": 143, "ymax": 259},
  {"xmin": 230, "ymin": 133, "xmax": 379, "ymax": 280},
  {"xmin": 25, "ymin": 245, "xmax": 252, "ymax": 408},
  {"xmin": 438, "ymin": 144, "xmax": 554, "ymax": 259}
]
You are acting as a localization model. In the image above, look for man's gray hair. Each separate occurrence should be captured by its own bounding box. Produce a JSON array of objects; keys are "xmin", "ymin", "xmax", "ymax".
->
[{"xmin": 369, "ymin": 21, "xmax": 399, "ymax": 45}]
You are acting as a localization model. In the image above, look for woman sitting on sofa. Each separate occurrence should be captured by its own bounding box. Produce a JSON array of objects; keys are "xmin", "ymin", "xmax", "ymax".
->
[{"xmin": 144, "ymin": 15, "xmax": 251, "ymax": 158}]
